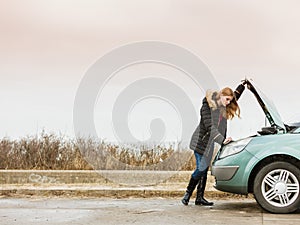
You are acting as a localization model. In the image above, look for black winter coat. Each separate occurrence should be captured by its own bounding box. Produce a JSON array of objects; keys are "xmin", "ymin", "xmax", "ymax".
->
[{"xmin": 189, "ymin": 84, "xmax": 245, "ymax": 156}]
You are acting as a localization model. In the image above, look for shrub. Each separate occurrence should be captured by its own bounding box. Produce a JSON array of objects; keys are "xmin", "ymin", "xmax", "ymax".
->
[{"xmin": 0, "ymin": 132, "xmax": 195, "ymax": 170}]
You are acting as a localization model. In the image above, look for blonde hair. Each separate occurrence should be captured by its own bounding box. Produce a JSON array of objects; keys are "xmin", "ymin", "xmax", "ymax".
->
[{"xmin": 218, "ymin": 87, "xmax": 240, "ymax": 119}]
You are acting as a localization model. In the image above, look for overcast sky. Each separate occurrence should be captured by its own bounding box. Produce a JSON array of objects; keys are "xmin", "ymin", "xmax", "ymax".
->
[{"xmin": 1, "ymin": 0, "xmax": 300, "ymax": 143}]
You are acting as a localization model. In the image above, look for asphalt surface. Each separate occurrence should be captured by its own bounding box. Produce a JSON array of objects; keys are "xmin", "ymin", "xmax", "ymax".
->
[{"xmin": 0, "ymin": 197, "xmax": 299, "ymax": 225}]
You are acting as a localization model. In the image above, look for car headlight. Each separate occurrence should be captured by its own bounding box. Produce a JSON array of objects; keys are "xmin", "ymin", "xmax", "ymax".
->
[{"xmin": 219, "ymin": 137, "xmax": 252, "ymax": 159}]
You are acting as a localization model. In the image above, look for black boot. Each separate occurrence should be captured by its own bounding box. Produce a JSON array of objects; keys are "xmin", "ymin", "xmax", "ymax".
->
[
  {"xmin": 181, "ymin": 176, "xmax": 198, "ymax": 205},
  {"xmin": 195, "ymin": 175, "xmax": 214, "ymax": 206}
]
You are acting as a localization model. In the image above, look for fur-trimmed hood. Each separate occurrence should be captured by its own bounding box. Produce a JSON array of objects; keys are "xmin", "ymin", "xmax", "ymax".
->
[
  {"xmin": 205, "ymin": 90, "xmax": 227, "ymax": 117},
  {"xmin": 205, "ymin": 90, "xmax": 219, "ymax": 111}
]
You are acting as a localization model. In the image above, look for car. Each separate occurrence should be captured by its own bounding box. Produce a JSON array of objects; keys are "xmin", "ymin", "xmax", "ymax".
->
[{"xmin": 211, "ymin": 79, "xmax": 300, "ymax": 214}]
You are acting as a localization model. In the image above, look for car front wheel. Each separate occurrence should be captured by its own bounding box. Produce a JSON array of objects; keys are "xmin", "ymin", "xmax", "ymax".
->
[{"xmin": 253, "ymin": 161, "xmax": 300, "ymax": 213}]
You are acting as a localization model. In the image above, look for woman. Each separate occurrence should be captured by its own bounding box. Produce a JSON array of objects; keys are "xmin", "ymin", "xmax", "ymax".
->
[{"xmin": 182, "ymin": 81, "xmax": 246, "ymax": 206}]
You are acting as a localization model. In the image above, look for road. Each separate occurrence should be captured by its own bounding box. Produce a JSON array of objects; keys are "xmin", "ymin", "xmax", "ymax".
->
[{"xmin": 0, "ymin": 197, "xmax": 299, "ymax": 225}]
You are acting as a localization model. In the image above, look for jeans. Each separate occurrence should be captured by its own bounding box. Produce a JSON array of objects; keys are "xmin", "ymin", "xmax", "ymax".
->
[{"xmin": 191, "ymin": 144, "xmax": 214, "ymax": 180}]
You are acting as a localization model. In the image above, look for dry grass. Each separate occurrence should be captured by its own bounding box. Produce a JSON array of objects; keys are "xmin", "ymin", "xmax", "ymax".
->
[{"xmin": 0, "ymin": 131, "xmax": 195, "ymax": 170}]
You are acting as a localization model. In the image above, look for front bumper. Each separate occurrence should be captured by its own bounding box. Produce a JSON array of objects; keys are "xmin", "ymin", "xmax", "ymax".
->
[{"xmin": 211, "ymin": 165, "xmax": 239, "ymax": 181}]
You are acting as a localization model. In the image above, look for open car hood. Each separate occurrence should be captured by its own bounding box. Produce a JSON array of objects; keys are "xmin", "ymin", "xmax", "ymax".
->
[{"xmin": 246, "ymin": 80, "xmax": 286, "ymax": 133}]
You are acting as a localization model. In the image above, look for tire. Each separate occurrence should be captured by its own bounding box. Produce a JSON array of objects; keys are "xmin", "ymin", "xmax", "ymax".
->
[{"xmin": 253, "ymin": 161, "xmax": 300, "ymax": 213}]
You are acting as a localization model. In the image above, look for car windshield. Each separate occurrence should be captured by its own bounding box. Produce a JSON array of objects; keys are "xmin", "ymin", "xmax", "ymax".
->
[
  {"xmin": 253, "ymin": 83, "xmax": 286, "ymax": 132},
  {"xmin": 292, "ymin": 127, "xmax": 300, "ymax": 133}
]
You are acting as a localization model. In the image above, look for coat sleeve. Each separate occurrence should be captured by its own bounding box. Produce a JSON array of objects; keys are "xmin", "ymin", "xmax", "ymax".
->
[
  {"xmin": 234, "ymin": 84, "xmax": 245, "ymax": 101},
  {"xmin": 201, "ymin": 100, "xmax": 225, "ymax": 145}
]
